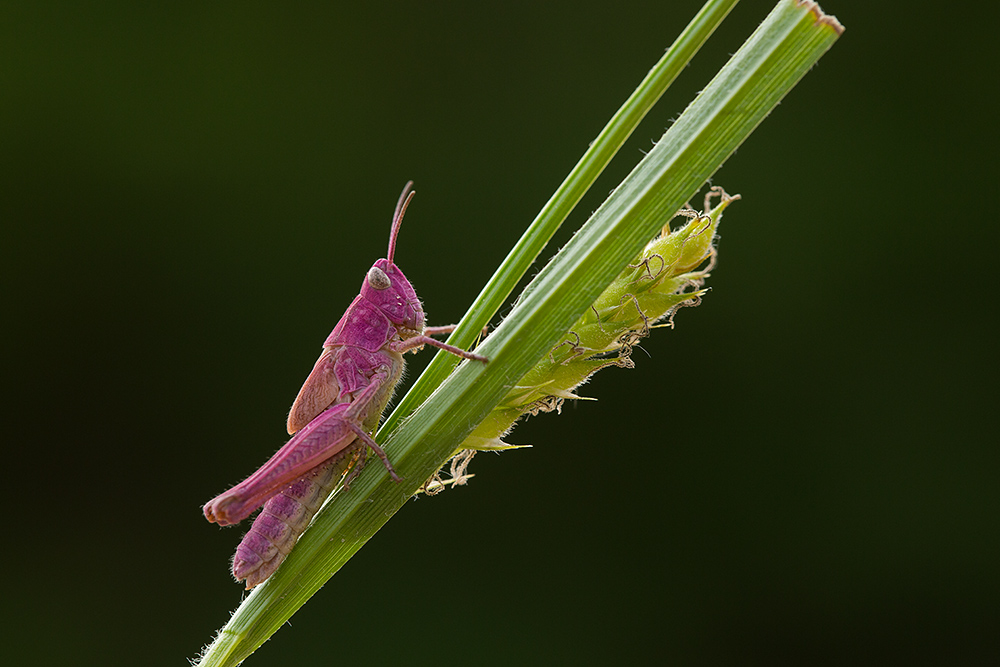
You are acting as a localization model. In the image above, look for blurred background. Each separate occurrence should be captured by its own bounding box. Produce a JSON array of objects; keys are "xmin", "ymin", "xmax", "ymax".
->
[{"xmin": 2, "ymin": 1, "xmax": 996, "ymax": 664}]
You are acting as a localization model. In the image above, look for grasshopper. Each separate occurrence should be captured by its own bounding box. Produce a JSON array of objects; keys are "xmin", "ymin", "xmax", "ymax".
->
[{"xmin": 203, "ymin": 182, "xmax": 487, "ymax": 588}]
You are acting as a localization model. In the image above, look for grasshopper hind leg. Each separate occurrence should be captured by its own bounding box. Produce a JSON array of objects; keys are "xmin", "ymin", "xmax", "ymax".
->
[
  {"xmin": 341, "ymin": 445, "xmax": 368, "ymax": 490},
  {"xmin": 347, "ymin": 422, "xmax": 402, "ymax": 482}
]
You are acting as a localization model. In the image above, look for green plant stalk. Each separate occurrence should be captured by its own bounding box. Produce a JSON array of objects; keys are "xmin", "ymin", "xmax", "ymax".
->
[
  {"xmin": 380, "ymin": 0, "xmax": 740, "ymax": 436},
  {"xmin": 197, "ymin": 2, "xmax": 842, "ymax": 665}
]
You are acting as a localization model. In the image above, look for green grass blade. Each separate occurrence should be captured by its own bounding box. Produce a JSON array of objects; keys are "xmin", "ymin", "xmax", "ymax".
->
[
  {"xmin": 379, "ymin": 0, "xmax": 740, "ymax": 436},
  {"xmin": 196, "ymin": 2, "xmax": 842, "ymax": 665}
]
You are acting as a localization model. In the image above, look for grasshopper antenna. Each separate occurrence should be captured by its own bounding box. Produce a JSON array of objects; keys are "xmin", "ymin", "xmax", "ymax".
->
[{"xmin": 387, "ymin": 180, "xmax": 415, "ymax": 264}]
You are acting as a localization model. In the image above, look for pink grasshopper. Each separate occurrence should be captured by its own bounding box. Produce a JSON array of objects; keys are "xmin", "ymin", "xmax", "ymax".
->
[{"xmin": 203, "ymin": 182, "xmax": 487, "ymax": 588}]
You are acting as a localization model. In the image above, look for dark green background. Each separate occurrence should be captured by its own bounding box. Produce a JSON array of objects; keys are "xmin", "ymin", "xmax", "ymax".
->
[{"xmin": 2, "ymin": 2, "xmax": 996, "ymax": 665}]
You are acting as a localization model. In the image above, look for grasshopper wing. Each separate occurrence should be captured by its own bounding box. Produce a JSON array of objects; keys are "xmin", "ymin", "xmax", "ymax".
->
[{"xmin": 287, "ymin": 347, "xmax": 342, "ymax": 434}]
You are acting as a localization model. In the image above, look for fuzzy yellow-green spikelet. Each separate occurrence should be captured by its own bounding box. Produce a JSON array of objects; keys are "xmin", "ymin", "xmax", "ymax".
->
[{"xmin": 420, "ymin": 188, "xmax": 738, "ymax": 493}]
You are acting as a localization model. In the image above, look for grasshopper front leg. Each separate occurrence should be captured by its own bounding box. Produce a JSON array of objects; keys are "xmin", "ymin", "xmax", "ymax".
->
[
  {"xmin": 204, "ymin": 371, "xmax": 393, "ymax": 526},
  {"xmin": 390, "ymin": 335, "xmax": 488, "ymax": 362}
]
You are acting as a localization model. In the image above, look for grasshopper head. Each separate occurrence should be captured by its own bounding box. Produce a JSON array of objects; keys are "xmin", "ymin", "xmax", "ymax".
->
[
  {"xmin": 358, "ymin": 181, "xmax": 426, "ymax": 335},
  {"xmin": 361, "ymin": 258, "xmax": 424, "ymax": 335}
]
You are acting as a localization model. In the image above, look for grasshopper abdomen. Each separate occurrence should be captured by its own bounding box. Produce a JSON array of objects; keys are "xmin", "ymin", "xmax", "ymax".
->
[{"xmin": 232, "ymin": 445, "xmax": 364, "ymax": 589}]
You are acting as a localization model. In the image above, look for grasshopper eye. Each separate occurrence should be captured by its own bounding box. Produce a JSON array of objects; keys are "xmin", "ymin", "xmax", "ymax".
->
[{"xmin": 367, "ymin": 266, "xmax": 391, "ymax": 290}]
